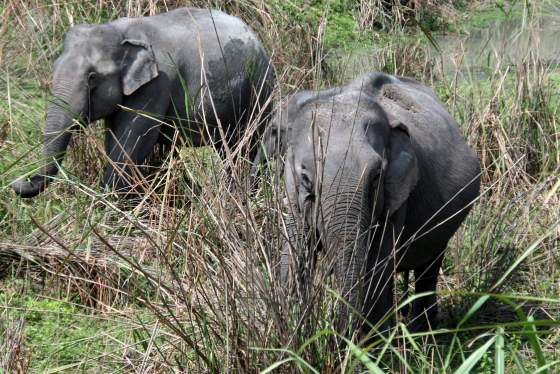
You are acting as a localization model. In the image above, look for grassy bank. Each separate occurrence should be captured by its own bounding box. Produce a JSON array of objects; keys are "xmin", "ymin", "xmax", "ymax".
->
[{"xmin": 1, "ymin": 0, "xmax": 559, "ymax": 372}]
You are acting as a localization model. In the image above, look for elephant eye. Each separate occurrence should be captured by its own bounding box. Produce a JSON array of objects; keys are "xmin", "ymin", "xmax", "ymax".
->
[
  {"xmin": 300, "ymin": 172, "xmax": 312, "ymax": 190},
  {"xmin": 88, "ymin": 71, "xmax": 98, "ymax": 84}
]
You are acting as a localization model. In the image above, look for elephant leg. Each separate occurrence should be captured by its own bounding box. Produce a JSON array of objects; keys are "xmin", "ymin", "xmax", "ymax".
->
[
  {"xmin": 152, "ymin": 122, "xmax": 177, "ymax": 166},
  {"xmin": 363, "ymin": 265, "xmax": 395, "ymax": 336},
  {"xmin": 409, "ymin": 252, "xmax": 444, "ymax": 332},
  {"xmin": 157, "ymin": 120, "xmax": 178, "ymax": 146},
  {"xmin": 104, "ymin": 119, "xmax": 160, "ymax": 195},
  {"xmin": 103, "ymin": 90, "xmax": 170, "ymax": 196},
  {"xmin": 362, "ymin": 232, "xmax": 396, "ymax": 336},
  {"xmin": 362, "ymin": 207, "xmax": 407, "ymax": 336}
]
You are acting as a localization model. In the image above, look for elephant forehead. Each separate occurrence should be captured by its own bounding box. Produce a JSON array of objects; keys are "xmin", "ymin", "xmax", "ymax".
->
[
  {"xmin": 56, "ymin": 47, "xmax": 118, "ymax": 76},
  {"xmin": 302, "ymin": 101, "xmax": 378, "ymax": 129},
  {"xmin": 67, "ymin": 25, "xmax": 113, "ymax": 46},
  {"xmin": 63, "ymin": 27, "xmax": 120, "ymax": 69},
  {"xmin": 297, "ymin": 117, "xmax": 367, "ymax": 150},
  {"xmin": 294, "ymin": 102, "xmax": 390, "ymax": 157}
]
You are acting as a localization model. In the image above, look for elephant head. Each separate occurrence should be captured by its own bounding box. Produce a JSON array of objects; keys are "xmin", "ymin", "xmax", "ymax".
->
[
  {"xmin": 281, "ymin": 84, "xmax": 419, "ymax": 332},
  {"xmin": 12, "ymin": 22, "xmax": 158, "ymax": 197}
]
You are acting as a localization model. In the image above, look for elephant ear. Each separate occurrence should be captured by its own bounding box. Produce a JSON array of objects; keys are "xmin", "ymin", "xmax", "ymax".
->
[
  {"xmin": 121, "ymin": 39, "xmax": 159, "ymax": 96},
  {"xmin": 384, "ymin": 121, "xmax": 419, "ymax": 216}
]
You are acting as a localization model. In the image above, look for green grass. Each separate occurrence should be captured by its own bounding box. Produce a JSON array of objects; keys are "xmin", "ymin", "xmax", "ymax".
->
[
  {"xmin": 0, "ymin": 280, "xmax": 144, "ymax": 372},
  {"xmin": 1, "ymin": 0, "xmax": 559, "ymax": 372},
  {"xmin": 266, "ymin": 0, "xmax": 363, "ymax": 49},
  {"xmin": 462, "ymin": 2, "xmax": 524, "ymax": 29}
]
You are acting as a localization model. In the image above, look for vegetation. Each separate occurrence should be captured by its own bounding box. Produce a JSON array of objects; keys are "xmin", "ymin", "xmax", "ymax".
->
[{"xmin": 1, "ymin": 0, "xmax": 559, "ymax": 372}]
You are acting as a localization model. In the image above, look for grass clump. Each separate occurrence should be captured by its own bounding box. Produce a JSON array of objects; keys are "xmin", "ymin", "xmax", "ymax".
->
[{"xmin": 1, "ymin": 280, "xmax": 144, "ymax": 372}]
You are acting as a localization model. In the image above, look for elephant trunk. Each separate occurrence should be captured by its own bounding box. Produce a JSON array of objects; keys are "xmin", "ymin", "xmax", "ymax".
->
[
  {"xmin": 320, "ymin": 174, "xmax": 371, "ymax": 331},
  {"xmin": 12, "ymin": 79, "xmax": 82, "ymax": 197}
]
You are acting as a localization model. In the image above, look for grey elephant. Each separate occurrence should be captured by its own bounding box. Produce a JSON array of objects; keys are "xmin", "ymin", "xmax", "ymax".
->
[
  {"xmin": 265, "ymin": 72, "xmax": 480, "ymax": 334},
  {"xmin": 12, "ymin": 7, "xmax": 274, "ymax": 198}
]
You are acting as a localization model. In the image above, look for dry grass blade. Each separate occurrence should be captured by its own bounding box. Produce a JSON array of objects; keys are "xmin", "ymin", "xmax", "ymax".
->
[{"xmin": 0, "ymin": 315, "xmax": 29, "ymax": 373}]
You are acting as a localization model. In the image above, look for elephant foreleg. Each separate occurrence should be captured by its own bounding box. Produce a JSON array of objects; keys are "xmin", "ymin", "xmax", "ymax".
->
[
  {"xmin": 103, "ymin": 86, "xmax": 170, "ymax": 196},
  {"xmin": 362, "ymin": 230, "xmax": 396, "ymax": 337},
  {"xmin": 362, "ymin": 208, "xmax": 407, "ymax": 337},
  {"xmin": 409, "ymin": 252, "xmax": 444, "ymax": 332}
]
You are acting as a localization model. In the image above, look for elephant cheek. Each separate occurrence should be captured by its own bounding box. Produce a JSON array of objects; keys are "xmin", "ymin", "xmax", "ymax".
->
[
  {"xmin": 92, "ymin": 85, "xmax": 122, "ymax": 119},
  {"xmin": 104, "ymin": 84, "xmax": 122, "ymax": 103}
]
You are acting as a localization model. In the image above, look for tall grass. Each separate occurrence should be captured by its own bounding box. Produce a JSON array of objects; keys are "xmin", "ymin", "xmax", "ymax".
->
[{"xmin": 1, "ymin": 0, "xmax": 559, "ymax": 372}]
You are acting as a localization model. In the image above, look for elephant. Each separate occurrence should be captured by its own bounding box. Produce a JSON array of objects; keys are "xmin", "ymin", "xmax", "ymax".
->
[
  {"xmin": 12, "ymin": 7, "xmax": 274, "ymax": 198},
  {"xmin": 264, "ymin": 72, "xmax": 480, "ymax": 335}
]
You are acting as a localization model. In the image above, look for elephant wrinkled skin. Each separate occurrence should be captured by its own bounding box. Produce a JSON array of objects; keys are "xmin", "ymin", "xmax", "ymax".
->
[
  {"xmin": 12, "ymin": 7, "xmax": 274, "ymax": 198},
  {"xmin": 264, "ymin": 72, "xmax": 480, "ymax": 335}
]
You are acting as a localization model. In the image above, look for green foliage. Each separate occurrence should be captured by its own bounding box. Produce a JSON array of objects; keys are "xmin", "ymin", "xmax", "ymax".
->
[
  {"xmin": 267, "ymin": 0, "xmax": 366, "ymax": 49},
  {"xmin": 466, "ymin": 2, "xmax": 524, "ymax": 29},
  {"xmin": 0, "ymin": 286, "xmax": 136, "ymax": 372},
  {"xmin": 323, "ymin": 12, "xmax": 359, "ymax": 48}
]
